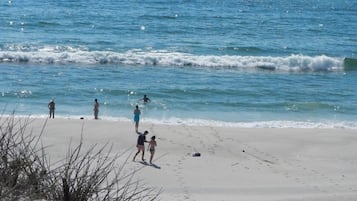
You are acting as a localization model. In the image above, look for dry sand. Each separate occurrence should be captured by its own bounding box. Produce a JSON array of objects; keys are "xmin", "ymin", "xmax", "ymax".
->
[{"xmin": 20, "ymin": 117, "xmax": 357, "ymax": 201}]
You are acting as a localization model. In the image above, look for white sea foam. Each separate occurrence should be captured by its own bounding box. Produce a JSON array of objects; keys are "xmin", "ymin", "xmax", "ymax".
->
[
  {"xmin": 11, "ymin": 114, "xmax": 356, "ymax": 129},
  {"xmin": 0, "ymin": 46, "xmax": 344, "ymax": 72},
  {"xmin": 141, "ymin": 118, "xmax": 357, "ymax": 129}
]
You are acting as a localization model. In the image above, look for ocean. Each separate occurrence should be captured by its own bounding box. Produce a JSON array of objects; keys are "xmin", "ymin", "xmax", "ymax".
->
[{"xmin": 1, "ymin": 0, "xmax": 357, "ymax": 128}]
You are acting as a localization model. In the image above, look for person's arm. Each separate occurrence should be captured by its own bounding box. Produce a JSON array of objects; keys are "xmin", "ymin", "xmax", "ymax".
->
[{"xmin": 147, "ymin": 141, "xmax": 151, "ymax": 150}]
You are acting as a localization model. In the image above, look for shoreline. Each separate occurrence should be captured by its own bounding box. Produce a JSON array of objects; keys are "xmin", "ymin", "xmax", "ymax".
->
[
  {"xmin": 3, "ymin": 114, "xmax": 357, "ymax": 129},
  {"xmin": 3, "ymin": 116, "xmax": 357, "ymax": 201}
]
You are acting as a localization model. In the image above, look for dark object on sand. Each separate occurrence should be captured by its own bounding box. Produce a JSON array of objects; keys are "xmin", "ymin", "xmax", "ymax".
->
[{"xmin": 192, "ymin": 152, "xmax": 201, "ymax": 157}]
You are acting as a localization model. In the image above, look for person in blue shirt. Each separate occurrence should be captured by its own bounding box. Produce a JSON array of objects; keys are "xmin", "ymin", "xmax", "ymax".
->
[{"xmin": 133, "ymin": 105, "xmax": 141, "ymax": 132}]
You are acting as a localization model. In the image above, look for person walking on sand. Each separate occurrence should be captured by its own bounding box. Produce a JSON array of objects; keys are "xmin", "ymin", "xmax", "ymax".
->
[
  {"xmin": 48, "ymin": 99, "xmax": 55, "ymax": 119},
  {"xmin": 133, "ymin": 105, "xmax": 141, "ymax": 132},
  {"xmin": 133, "ymin": 130, "xmax": 149, "ymax": 162},
  {"xmin": 148, "ymin": 136, "xmax": 157, "ymax": 164},
  {"xmin": 93, "ymin": 98, "xmax": 99, "ymax": 119}
]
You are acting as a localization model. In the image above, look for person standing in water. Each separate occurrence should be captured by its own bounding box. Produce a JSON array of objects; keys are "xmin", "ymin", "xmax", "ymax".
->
[
  {"xmin": 148, "ymin": 135, "xmax": 157, "ymax": 164},
  {"xmin": 142, "ymin": 94, "xmax": 151, "ymax": 103},
  {"xmin": 133, "ymin": 105, "xmax": 141, "ymax": 132},
  {"xmin": 48, "ymin": 99, "xmax": 55, "ymax": 119},
  {"xmin": 93, "ymin": 98, "xmax": 99, "ymax": 119}
]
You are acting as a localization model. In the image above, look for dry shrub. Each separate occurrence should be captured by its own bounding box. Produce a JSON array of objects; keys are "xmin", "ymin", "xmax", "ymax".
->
[
  {"xmin": 0, "ymin": 114, "xmax": 159, "ymax": 201},
  {"xmin": 0, "ymin": 114, "xmax": 49, "ymax": 200}
]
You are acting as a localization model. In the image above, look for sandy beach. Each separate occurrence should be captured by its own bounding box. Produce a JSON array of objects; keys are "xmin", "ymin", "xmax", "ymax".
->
[
  {"xmin": 18, "ymin": 117, "xmax": 357, "ymax": 201},
  {"xmin": 2, "ymin": 0, "xmax": 357, "ymax": 200}
]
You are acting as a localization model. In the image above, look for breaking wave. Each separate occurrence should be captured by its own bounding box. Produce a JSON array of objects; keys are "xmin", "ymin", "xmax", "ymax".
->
[{"xmin": 0, "ymin": 45, "xmax": 345, "ymax": 72}]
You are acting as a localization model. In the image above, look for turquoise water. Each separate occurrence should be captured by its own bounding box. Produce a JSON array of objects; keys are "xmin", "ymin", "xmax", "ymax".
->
[{"xmin": 1, "ymin": 0, "xmax": 357, "ymax": 128}]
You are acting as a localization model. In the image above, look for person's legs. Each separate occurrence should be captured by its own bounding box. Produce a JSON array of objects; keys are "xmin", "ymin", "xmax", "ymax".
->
[
  {"xmin": 133, "ymin": 147, "xmax": 141, "ymax": 161},
  {"xmin": 133, "ymin": 145, "xmax": 144, "ymax": 161},
  {"xmin": 150, "ymin": 151, "xmax": 155, "ymax": 164},
  {"xmin": 141, "ymin": 149, "xmax": 145, "ymax": 161},
  {"xmin": 49, "ymin": 110, "xmax": 54, "ymax": 118},
  {"xmin": 135, "ymin": 121, "xmax": 139, "ymax": 131}
]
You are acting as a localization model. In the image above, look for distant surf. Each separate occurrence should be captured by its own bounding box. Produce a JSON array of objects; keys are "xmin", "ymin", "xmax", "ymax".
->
[{"xmin": 0, "ymin": 46, "xmax": 345, "ymax": 72}]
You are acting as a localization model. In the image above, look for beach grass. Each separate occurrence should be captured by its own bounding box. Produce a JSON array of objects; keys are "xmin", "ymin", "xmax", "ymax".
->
[{"xmin": 0, "ymin": 114, "xmax": 159, "ymax": 201}]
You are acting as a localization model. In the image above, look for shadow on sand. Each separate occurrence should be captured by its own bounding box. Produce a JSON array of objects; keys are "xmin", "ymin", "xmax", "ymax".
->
[{"xmin": 139, "ymin": 161, "xmax": 161, "ymax": 169}]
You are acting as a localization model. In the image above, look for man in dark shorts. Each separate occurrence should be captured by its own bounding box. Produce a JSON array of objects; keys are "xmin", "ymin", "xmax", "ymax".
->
[
  {"xmin": 133, "ymin": 130, "xmax": 149, "ymax": 162},
  {"xmin": 48, "ymin": 99, "xmax": 55, "ymax": 119}
]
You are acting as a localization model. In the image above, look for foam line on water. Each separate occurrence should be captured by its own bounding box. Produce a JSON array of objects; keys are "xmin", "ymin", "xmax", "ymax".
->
[
  {"xmin": 0, "ymin": 46, "xmax": 344, "ymax": 72},
  {"xmin": 7, "ymin": 115, "xmax": 356, "ymax": 129}
]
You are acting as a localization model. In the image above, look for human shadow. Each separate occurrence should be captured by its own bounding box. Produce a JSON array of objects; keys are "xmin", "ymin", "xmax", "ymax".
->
[
  {"xmin": 139, "ymin": 161, "xmax": 161, "ymax": 169},
  {"xmin": 150, "ymin": 163, "xmax": 161, "ymax": 169}
]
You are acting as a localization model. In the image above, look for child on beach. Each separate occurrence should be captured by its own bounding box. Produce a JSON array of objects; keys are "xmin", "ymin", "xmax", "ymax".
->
[{"xmin": 148, "ymin": 136, "xmax": 157, "ymax": 164}]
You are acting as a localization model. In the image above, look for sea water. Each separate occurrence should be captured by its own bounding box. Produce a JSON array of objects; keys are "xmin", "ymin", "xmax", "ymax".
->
[{"xmin": 1, "ymin": 0, "xmax": 357, "ymax": 128}]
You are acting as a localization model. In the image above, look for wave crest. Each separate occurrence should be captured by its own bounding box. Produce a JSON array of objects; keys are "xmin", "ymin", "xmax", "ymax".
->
[{"xmin": 0, "ymin": 45, "xmax": 344, "ymax": 72}]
